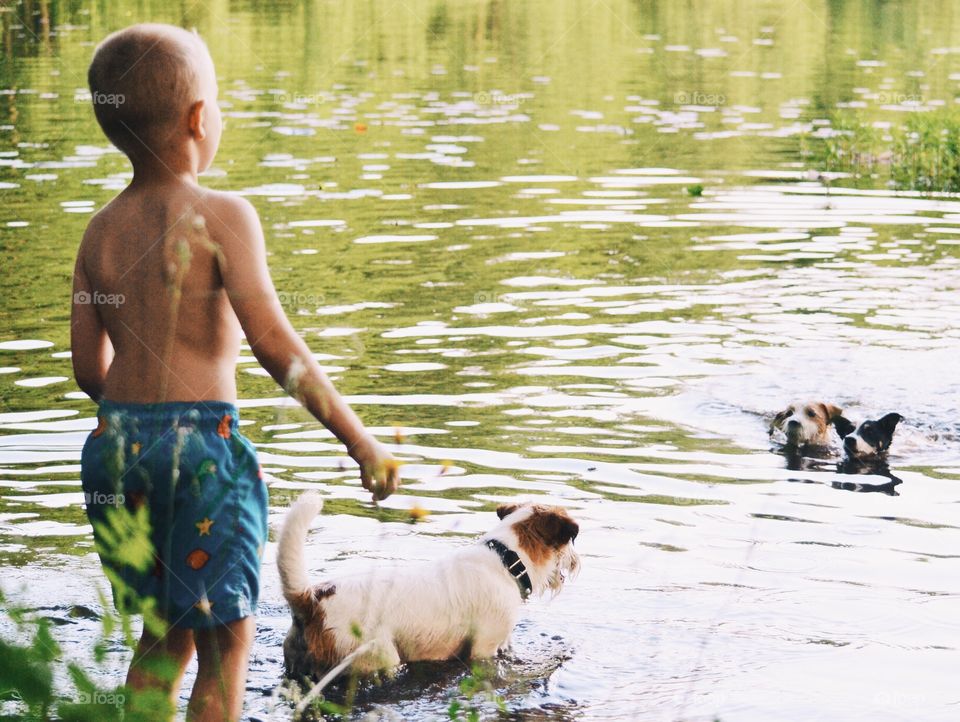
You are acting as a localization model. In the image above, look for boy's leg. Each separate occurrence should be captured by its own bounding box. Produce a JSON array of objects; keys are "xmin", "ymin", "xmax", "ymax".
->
[
  {"xmin": 187, "ymin": 616, "xmax": 254, "ymax": 722},
  {"xmin": 126, "ymin": 625, "xmax": 195, "ymax": 705}
]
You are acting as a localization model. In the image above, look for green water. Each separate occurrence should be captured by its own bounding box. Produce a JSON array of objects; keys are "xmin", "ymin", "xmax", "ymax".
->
[{"xmin": 3, "ymin": 1, "xmax": 960, "ymax": 720}]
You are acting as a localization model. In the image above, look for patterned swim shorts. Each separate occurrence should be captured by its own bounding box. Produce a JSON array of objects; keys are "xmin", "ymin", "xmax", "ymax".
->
[{"xmin": 81, "ymin": 400, "xmax": 268, "ymax": 629}]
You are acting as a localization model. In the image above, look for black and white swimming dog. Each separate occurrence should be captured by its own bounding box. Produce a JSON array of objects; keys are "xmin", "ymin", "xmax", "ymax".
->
[
  {"xmin": 833, "ymin": 412, "xmax": 904, "ymax": 493},
  {"xmin": 838, "ymin": 412, "xmax": 903, "ymax": 465}
]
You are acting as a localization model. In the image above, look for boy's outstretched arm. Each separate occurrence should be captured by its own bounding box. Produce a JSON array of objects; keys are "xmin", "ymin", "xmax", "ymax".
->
[
  {"xmin": 70, "ymin": 237, "xmax": 114, "ymax": 401},
  {"xmin": 211, "ymin": 195, "xmax": 399, "ymax": 500}
]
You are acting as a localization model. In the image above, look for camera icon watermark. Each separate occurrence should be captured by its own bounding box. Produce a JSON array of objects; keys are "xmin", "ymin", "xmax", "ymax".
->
[
  {"xmin": 270, "ymin": 90, "xmax": 332, "ymax": 106},
  {"xmin": 268, "ymin": 489, "xmax": 304, "ymax": 507},
  {"xmin": 84, "ymin": 491, "xmax": 125, "ymax": 507},
  {"xmin": 73, "ymin": 290, "xmax": 125, "ymax": 308},
  {"xmin": 873, "ymin": 691, "xmax": 927, "ymax": 707},
  {"xmin": 474, "ymin": 91, "xmax": 525, "ymax": 107},
  {"xmin": 674, "ymin": 91, "xmax": 726, "ymax": 106},
  {"xmin": 473, "ymin": 291, "xmax": 501, "ymax": 304},
  {"xmin": 277, "ymin": 291, "xmax": 326, "ymax": 308},
  {"xmin": 91, "ymin": 91, "xmax": 125, "ymax": 108},
  {"xmin": 77, "ymin": 690, "xmax": 125, "ymax": 708},
  {"xmin": 875, "ymin": 92, "xmax": 923, "ymax": 105}
]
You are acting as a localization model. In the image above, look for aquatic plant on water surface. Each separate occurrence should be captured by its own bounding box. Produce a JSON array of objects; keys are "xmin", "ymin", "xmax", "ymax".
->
[{"xmin": 814, "ymin": 109, "xmax": 960, "ymax": 193}]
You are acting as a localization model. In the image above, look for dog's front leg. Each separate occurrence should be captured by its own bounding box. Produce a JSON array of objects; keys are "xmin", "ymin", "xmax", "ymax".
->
[
  {"xmin": 471, "ymin": 629, "xmax": 512, "ymax": 660},
  {"xmin": 351, "ymin": 636, "xmax": 402, "ymax": 675}
]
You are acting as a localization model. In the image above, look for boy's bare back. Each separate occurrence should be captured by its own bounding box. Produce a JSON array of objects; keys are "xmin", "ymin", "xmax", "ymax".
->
[{"xmin": 78, "ymin": 185, "xmax": 248, "ymax": 403}]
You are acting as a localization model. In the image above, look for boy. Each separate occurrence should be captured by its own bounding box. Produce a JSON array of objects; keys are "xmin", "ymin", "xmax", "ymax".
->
[{"xmin": 71, "ymin": 23, "xmax": 400, "ymax": 721}]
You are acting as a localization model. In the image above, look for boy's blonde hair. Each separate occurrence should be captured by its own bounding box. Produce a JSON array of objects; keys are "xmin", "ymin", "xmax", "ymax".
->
[{"xmin": 88, "ymin": 23, "xmax": 207, "ymax": 158}]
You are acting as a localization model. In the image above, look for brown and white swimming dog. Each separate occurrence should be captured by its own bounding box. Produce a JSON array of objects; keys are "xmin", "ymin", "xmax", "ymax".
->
[
  {"xmin": 277, "ymin": 493, "xmax": 580, "ymax": 679},
  {"xmin": 769, "ymin": 401, "xmax": 855, "ymax": 447}
]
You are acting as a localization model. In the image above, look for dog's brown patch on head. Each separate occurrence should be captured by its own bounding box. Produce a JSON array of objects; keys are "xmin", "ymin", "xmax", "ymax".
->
[
  {"xmin": 496, "ymin": 503, "xmax": 521, "ymax": 520},
  {"xmin": 808, "ymin": 404, "xmax": 828, "ymax": 434},
  {"xmin": 511, "ymin": 505, "xmax": 579, "ymax": 566},
  {"xmin": 284, "ymin": 583, "xmax": 342, "ymax": 677},
  {"xmin": 787, "ymin": 402, "xmax": 828, "ymax": 439}
]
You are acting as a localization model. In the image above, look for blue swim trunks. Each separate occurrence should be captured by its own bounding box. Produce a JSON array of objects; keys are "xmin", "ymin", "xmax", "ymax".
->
[{"xmin": 80, "ymin": 400, "xmax": 268, "ymax": 629}]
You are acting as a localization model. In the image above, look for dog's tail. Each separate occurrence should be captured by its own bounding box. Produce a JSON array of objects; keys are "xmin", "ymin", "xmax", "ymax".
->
[{"xmin": 277, "ymin": 492, "xmax": 324, "ymax": 613}]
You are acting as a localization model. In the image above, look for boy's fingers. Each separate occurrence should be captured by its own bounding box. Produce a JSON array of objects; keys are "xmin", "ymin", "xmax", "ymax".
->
[
  {"xmin": 378, "ymin": 467, "xmax": 400, "ymax": 500},
  {"xmin": 359, "ymin": 457, "xmax": 400, "ymax": 501},
  {"xmin": 359, "ymin": 464, "xmax": 373, "ymax": 491},
  {"xmin": 361, "ymin": 464, "xmax": 387, "ymax": 501}
]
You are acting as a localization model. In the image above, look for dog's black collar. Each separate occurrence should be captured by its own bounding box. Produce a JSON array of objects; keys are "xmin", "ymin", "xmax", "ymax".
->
[{"xmin": 485, "ymin": 539, "xmax": 532, "ymax": 599}]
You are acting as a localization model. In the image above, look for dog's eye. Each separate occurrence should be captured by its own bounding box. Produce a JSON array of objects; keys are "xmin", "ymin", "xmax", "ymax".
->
[{"xmin": 806, "ymin": 409, "xmax": 817, "ymax": 418}]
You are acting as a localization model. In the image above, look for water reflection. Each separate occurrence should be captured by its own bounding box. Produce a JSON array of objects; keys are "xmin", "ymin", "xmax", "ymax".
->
[{"xmin": 3, "ymin": 1, "xmax": 960, "ymax": 720}]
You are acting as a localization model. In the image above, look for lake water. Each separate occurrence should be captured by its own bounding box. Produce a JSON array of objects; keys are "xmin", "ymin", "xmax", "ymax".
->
[{"xmin": 2, "ymin": 1, "xmax": 960, "ymax": 720}]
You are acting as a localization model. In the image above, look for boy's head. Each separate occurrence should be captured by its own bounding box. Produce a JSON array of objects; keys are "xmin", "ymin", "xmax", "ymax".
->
[{"xmin": 88, "ymin": 23, "xmax": 221, "ymax": 171}]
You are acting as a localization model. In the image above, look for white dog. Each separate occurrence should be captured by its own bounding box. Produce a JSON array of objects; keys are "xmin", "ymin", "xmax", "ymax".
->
[{"xmin": 277, "ymin": 493, "xmax": 580, "ymax": 679}]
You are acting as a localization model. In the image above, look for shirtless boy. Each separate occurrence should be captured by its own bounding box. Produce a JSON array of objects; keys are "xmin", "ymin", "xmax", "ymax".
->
[{"xmin": 72, "ymin": 23, "xmax": 399, "ymax": 721}]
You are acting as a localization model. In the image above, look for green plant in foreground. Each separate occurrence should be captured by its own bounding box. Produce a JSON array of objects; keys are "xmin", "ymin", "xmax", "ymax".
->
[
  {"xmin": 0, "ymin": 503, "xmax": 176, "ymax": 721},
  {"xmin": 0, "ymin": 587, "xmax": 143, "ymax": 721},
  {"xmin": 447, "ymin": 663, "xmax": 506, "ymax": 722}
]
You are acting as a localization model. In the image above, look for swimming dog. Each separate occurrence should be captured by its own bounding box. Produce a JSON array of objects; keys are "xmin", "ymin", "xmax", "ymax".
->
[
  {"xmin": 769, "ymin": 401, "xmax": 854, "ymax": 448},
  {"xmin": 277, "ymin": 493, "xmax": 580, "ymax": 680},
  {"xmin": 838, "ymin": 412, "xmax": 903, "ymax": 465}
]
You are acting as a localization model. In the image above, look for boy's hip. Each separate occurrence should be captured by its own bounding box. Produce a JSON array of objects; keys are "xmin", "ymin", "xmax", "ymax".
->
[
  {"xmin": 80, "ymin": 397, "xmax": 265, "ymax": 516},
  {"xmin": 93, "ymin": 398, "xmax": 243, "ymax": 435},
  {"xmin": 80, "ymin": 398, "xmax": 269, "ymax": 627}
]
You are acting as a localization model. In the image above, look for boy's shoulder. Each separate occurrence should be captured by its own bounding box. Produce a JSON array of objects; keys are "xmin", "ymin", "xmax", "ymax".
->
[
  {"xmin": 190, "ymin": 188, "xmax": 262, "ymax": 244},
  {"xmin": 78, "ymin": 194, "xmax": 124, "ymax": 256}
]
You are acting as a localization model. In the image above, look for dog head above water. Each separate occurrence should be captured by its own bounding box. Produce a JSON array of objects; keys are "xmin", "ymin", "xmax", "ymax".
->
[
  {"xmin": 494, "ymin": 503, "xmax": 580, "ymax": 595},
  {"xmin": 770, "ymin": 401, "xmax": 854, "ymax": 447},
  {"xmin": 839, "ymin": 412, "xmax": 903, "ymax": 460}
]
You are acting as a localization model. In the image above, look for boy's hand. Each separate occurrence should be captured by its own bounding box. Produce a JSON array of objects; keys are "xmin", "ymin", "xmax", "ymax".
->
[{"xmin": 350, "ymin": 436, "xmax": 401, "ymax": 501}]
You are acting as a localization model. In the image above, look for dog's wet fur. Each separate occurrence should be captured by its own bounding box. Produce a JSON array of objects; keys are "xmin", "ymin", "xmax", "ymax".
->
[
  {"xmin": 838, "ymin": 412, "xmax": 903, "ymax": 461},
  {"xmin": 277, "ymin": 494, "xmax": 580, "ymax": 681}
]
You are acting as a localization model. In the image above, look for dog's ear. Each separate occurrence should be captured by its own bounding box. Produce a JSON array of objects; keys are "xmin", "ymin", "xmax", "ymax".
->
[
  {"xmin": 879, "ymin": 413, "xmax": 903, "ymax": 437},
  {"xmin": 769, "ymin": 409, "xmax": 790, "ymax": 434},
  {"xmin": 832, "ymin": 415, "xmax": 857, "ymax": 439},
  {"xmin": 496, "ymin": 503, "xmax": 521, "ymax": 520},
  {"xmin": 820, "ymin": 403, "xmax": 844, "ymax": 421},
  {"xmin": 530, "ymin": 509, "xmax": 579, "ymax": 546},
  {"xmin": 555, "ymin": 515, "xmax": 580, "ymax": 545}
]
